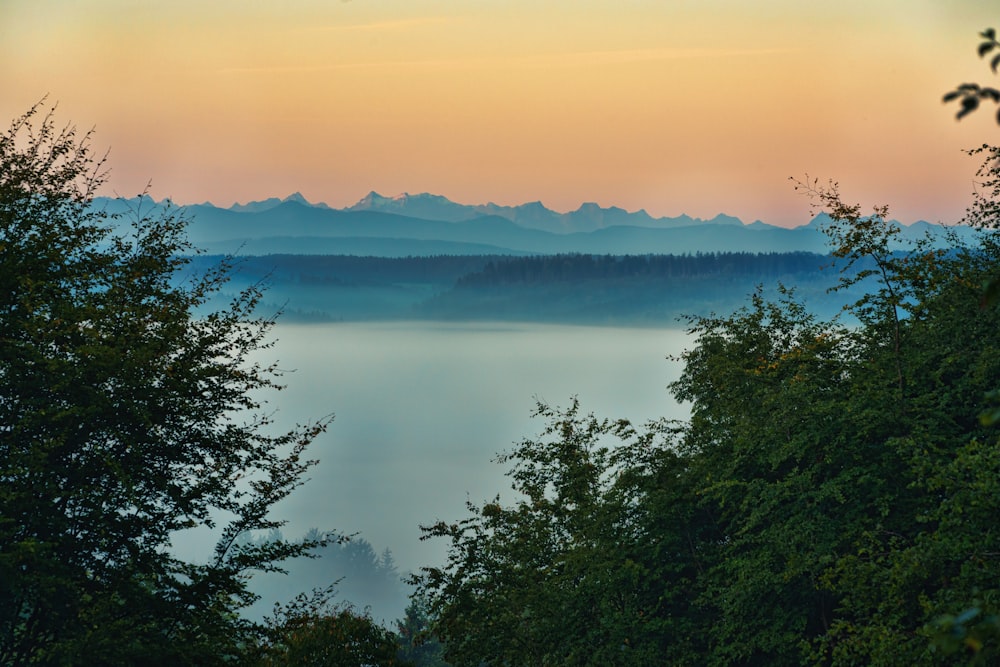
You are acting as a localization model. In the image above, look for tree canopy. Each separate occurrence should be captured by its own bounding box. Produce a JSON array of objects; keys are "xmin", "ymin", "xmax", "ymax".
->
[
  {"xmin": 0, "ymin": 103, "xmax": 336, "ymax": 664},
  {"xmin": 414, "ymin": 145, "xmax": 1000, "ymax": 665}
]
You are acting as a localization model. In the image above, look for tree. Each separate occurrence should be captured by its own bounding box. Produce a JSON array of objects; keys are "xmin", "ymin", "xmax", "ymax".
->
[
  {"xmin": 670, "ymin": 287, "xmax": 865, "ymax": 663},
  {"xmin": 251, "ymin": 590, "xmax": 408, "ymax": 667},
  {"xmin": 0, "ymin": 103, "xmax": 334, "ymax": 664},
  {"xmin": 943, "ymin": 28, "xmax": 1000, "ymax": 124},
  {"xmin": 394, "ymin": 594, "xmax": 450, "ymax": 667},
  {"xmin": 245, "ymin": 529, "xmax": 410, "ymax": 626},
  {"xmin": 414, "ymin": 400, "xmax": 707, "ymax": 666}
]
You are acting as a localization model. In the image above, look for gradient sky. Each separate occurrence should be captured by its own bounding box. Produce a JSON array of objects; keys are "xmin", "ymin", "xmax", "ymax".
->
[{"xmin": 1, "ymin": 1, "xmax": 997, "ymax": 227}]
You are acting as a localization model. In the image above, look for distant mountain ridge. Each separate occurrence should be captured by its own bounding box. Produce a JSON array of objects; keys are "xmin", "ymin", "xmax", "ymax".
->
[
  {"xmin": 223, "ymin": 191, "xmax": 754, "ymax": 234},
  {"xmin": 89, "ymin": 192, "xmax": 970, "ymax": 258},
  {"xmin": 344, "ymin": 191, "xmax": 748, "ymax": 234},
  {"xmin": 228, "ymin": 191, "xmax": 331, "ymax": 214}
]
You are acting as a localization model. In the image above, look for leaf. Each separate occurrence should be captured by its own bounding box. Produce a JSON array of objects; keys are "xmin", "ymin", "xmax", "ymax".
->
[
  {"xmin": 943, "ymin": 90, "xmax": 962, "ymax": 102},
  {"xmin": 978, "ymin": 42, "xmax": 995, "ymax": 58},
  {"xmin": 984, "ymin": 88, "xmax": 1000, "ymax": 103},
  {"xmin": 983, "ymin": 28, "xmax": 997, "ymax": 41},
  {"xmin": 958, "ymin": 96, "xmax": 980, "ymax": 119},
  {"xmin": 993, "ymin": 52, "xmax": 1000, "ymax": 73}
]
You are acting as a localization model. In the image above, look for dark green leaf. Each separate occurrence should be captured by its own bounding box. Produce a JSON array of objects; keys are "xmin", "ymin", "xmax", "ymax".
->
[{"xmin": 958, "ymin": 96, "xmax": 980, "ymax": 119}]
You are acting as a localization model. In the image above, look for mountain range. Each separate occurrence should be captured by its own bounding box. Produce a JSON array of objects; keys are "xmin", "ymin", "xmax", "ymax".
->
[
  {"xmin": 343, "ymin": 191, "xmax": 747, "ymax": 233},
  {"xmin": 91, "ymin": 191, "xmax": 970, "ymax": 257}
]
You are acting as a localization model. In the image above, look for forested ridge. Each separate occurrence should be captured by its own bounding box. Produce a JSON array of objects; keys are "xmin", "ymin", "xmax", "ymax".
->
[
  {"xmin": 189, "ymin": 250, "xmax": 858, "ymax": 324},
  {"xmin": 185, "ymin": 253, "xmax": 495, "ymax": 287},
  {"xmin": 454, "ymin": 251, "xmax": 829, "ymax": 286},
  {"xmin": 187, "ymin": 250, "xmax": 832, "ymax": 288}
]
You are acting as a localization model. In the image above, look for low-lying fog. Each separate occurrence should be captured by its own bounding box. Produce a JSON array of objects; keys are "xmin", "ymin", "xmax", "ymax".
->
[{"xmin": 176, "ymin": 321, "xmax": 692, "ymax": 623}]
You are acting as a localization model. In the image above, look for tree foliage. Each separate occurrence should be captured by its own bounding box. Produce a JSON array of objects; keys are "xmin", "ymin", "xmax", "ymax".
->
[
  {"xmin": 250, "ymin": 589, "xmax": 408, "ymax": 667},
  {"xmin": 415, "ymin": 145, "xmax": 1000, "ymax": 665},
  {"xmin": 0, "ymin": 103, "xmax": 335, "ymax": 664},
  {"xmin": 944, "ymin": 28, "xmax": 1000, "ymax": 124},
  {"xmin": 416, "ymin": 400, "xmax": 699, "ymax": 666},
  {"xmin": 395, "ymin": 594, "xmax": 450, "ymax": 667}
]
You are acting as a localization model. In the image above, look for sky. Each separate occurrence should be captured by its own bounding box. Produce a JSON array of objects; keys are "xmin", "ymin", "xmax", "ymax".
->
[{"xmin": 1, "ymin": 0, "xmax": 997, "ymax": 227}]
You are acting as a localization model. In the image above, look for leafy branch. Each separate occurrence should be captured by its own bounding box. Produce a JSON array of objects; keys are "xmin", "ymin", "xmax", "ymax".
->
[{"xmin": 943, "ymin": 28, "xmax": 1000, "ymax": 124}]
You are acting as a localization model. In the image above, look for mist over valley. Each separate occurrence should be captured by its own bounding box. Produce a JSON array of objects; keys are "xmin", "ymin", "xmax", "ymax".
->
[{"xmin": 216, "ymin": 322, "xmax": 692, "ymax": 624}]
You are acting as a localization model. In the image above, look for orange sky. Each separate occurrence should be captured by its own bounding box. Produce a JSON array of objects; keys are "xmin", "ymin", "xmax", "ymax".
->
[{"xmin": 1, "ymin": 1, "xmax": 997, "ymax": 226}]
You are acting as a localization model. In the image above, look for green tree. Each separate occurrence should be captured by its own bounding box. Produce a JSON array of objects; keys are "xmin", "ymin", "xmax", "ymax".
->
[
  {"xmin": 670, "ymin": 286, "xmax": 864, "ymax": 664},
  {"xmin": 251, "ymin": 590, "xmax": 408, "ymax": 667},
  {"xmin": 395, "ymin": 594, "xmax": 450, "ymax": 667},
  {"xmin": 680, "ymin": 170, "xmax": 1000, "ymax": 664},
  {"xmin": 415, "ymin": 399, "xmax": 707, "ymax": 666},
  {"xmin": 0, "ymin": 103, "xmax": 333, "ymax": 664}
]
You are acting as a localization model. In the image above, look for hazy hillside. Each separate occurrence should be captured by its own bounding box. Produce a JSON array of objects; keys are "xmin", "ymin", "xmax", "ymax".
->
[{"xmin": 188, "ymin": 251, "xmax": 869, "ymax": 325}]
